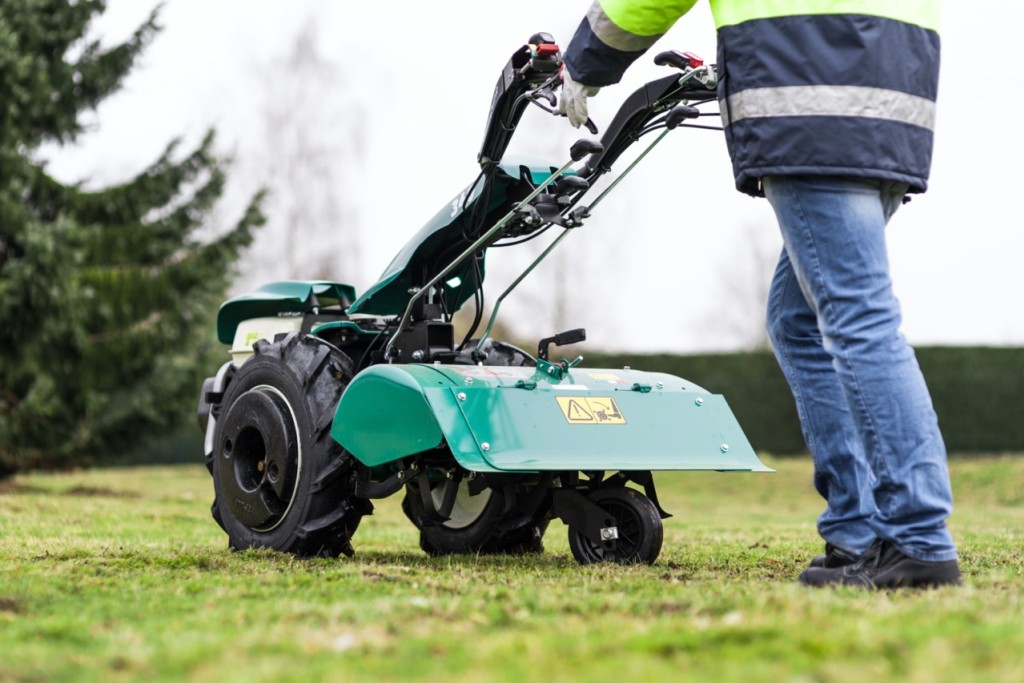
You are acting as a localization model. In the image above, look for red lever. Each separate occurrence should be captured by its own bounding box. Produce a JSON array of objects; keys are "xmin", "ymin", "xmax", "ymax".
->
[
  {"xmin": 535, "ymin": 44, "xmax": 560, "ymax": 58},
  {"xmin": 682, "ymin": 51, "xmax": 704, "ymax": 68}
]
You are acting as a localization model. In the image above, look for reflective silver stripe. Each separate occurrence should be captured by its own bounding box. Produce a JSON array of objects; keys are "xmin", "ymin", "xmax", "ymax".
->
[
  {"xmin": 586, "ymin": 1, "xmax": 663, "ymax": 52},
  {"xmin": 723, "ymin": 85, "xmax": 937, "ymax": 130}
]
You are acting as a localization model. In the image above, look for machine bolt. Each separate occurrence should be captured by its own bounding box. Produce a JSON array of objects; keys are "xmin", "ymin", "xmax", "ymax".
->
[
  {"xmin": 457, "ymin": 392, "xmax": 467, "ymax": 401},
  {"xmin": 600, "ymin": 527, "xmax": 619, "ymax": 541},
  {"xmin": 411, "ymin": 350, "xmax": 425, "ymax": 361},
  {"xmin": 407, "ymin": 287, "xmax": 420, "ymax": 295},
  {"xmin": 465, "ymin": 377, "xmax": 474, "ymax": 385},
  {"xmin": 397, "ymin": 471, "xmax": 406, "ymax": 480},
  {"xmin": 410, "ymin": 462, "xmax": 419, "ymax": 471},
  {"xmin": 481, "ymin": 442, "xmax": 491, "ymax": 452},
  {"xmin": 445, "ymin": 470, "xmax": 455, "ymax": 479},
  {"xmin": 656, "ymin": 382, "xmax": 664, "ymax": 390},
  {"xmin": 695, "ymin": 397, "xmax": 704, "ymax": 406},
  {"xmin": 720, "ymin": 443, "xmax": 730, "ymax": 453}
]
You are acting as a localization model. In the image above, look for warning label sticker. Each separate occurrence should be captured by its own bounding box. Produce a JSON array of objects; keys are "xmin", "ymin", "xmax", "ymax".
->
[{"xmin": 556, "ymin": 396, "xmax": 626, "ymax": 425}]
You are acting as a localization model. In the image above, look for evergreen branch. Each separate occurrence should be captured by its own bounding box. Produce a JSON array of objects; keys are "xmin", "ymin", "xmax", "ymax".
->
[
  {"xmin": 62, "ymin": 131, "xmax": 220, "ymax": 226},
  {"xmin": 0, "ymin": 2, "xmax": 264, "ymax": 476},
  {"xmin": 85, "ymin": 309, "xmax": 164, "ymax": 345}
]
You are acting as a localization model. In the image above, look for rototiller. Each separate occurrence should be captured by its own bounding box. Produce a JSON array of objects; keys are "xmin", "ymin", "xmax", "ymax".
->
[{"xmin": 197, "ymin": 34, "xmax": 769, "ymax": 565}]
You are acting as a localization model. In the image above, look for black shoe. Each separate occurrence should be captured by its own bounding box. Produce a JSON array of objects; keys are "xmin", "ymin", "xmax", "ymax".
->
[
  {"xmin": 800, "ymin": 539, "xmax": 962, "ymax": 589},
  {"xmin": 808, "ymin": 542, "xmax": 861, "ymax": 569}
]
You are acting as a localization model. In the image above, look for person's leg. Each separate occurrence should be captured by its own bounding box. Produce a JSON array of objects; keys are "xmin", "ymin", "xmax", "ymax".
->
[
  {"xmin": 763, "ymin": 175, "xmax": 957, "ymax": 563},
  {"xmin": 766, "ymin": 249, "xmax": 877, "ymax": 556}
]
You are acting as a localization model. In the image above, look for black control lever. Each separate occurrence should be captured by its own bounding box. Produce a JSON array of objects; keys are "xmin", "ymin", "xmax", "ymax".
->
[
  {"xmin": 570, "ymin": 139, "xmax": 604, "ymax": 161},
  {"xmin": 556, "ymin": 175, "xmax": 590, "ymax": 194},
  {"xmin": 533, "ymin": 88, "xmax": 558, "ymax": 107},
  {"xmin": 538, "ymin": 328, "xmax": 586, "ymax": 361},
  {"xmin": 666, "ymin": 104, "xmax": 700, "ymax": 129}
]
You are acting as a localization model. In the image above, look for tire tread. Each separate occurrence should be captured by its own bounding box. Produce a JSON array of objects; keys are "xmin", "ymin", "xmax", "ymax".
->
[{"xmin": 209, "ymin": 332, "xmax": 367, "ymax": 558}]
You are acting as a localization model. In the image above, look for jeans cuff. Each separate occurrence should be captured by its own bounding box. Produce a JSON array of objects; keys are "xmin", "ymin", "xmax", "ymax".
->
[{"xmin": 894, "ymin": 543, "xmax": 959, "ymax": 563}]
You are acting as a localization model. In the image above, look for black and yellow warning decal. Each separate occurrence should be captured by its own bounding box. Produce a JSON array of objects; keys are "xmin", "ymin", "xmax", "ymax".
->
[{"xmin": 556, "ymin": 396, "xmax": 626, "ymax": 425}]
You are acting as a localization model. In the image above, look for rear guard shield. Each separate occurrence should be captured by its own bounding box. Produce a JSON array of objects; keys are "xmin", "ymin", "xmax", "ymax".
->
[{"xmin": 332, "ymin": 364, "xmax": 772, "ymax": 473}]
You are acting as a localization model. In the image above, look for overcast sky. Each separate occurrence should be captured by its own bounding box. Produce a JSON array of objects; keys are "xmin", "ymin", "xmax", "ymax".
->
[{"xmin": 43, "ymin": 1, "xmax": 1024, "ymax": 353}]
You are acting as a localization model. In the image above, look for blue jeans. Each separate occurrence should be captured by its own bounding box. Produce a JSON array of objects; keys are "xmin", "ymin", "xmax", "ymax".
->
[{"xmin": 763, "ymin": 175, "xmax": 957, "ymax": 563}]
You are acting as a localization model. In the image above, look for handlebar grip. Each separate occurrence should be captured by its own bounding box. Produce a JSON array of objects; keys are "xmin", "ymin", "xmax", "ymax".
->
[
  {"xmin": 653, "ymin": 50, "xmax": 704, "ymax": 70},
  {"xmin": 680, "ymin": 88, "xmax": 717, "ymax": 100}
]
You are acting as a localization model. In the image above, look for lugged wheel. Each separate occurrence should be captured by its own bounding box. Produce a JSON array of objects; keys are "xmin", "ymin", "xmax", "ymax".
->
[
  {"xmin": 402, "ymin": 480, "xmax": 549, "ymax": 556},
  {"xmin": 209, "ymin": 333, "xmax": 370, "ymax": 557},
  {"xmin": 568, "ymin": 487, "xmax": 663, "ymax": 565},
  {"xmin": 400, "ymin": 337, "xmax": 547, "ymax": 555}
]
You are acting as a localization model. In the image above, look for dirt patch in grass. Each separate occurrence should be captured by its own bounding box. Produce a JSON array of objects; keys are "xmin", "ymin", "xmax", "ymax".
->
[
  {"xmin": 0, "ymin": 481, "xmax": 44, "ymax": 495},
  {"xmin": 0, "ymin": 597, "xmax": 24, "ymax": 614},
  {"xmin": 0, "ymin": 480, "xmax": 140, "ymax": 498},
  {"xmin": 63, "ymin": 486, "xmax": 140, "ymax": 499}
]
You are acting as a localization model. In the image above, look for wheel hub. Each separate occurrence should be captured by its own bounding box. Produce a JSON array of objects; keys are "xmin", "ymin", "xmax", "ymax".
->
[
  {"xmin": 217, "ymin": 387, "xmax": 300, "ymax": 531},
  {"xmin": 575, "ymin": 500, "xmax": 638, "ymax": 562}
]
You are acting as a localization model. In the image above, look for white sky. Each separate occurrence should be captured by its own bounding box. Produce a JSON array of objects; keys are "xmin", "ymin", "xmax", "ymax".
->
[{"xmin": 42, "ymin": 1, "xmax": 1024, "ymax": 353}]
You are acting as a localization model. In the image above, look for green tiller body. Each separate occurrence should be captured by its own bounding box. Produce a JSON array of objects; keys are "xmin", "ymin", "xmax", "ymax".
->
[{"xmin": 198, "ymin": 35, "xmax": 769, "ymax": 565}]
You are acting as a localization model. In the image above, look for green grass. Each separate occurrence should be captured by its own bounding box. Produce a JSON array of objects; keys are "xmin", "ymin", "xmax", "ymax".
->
[{"xmin": 1, "ymin": 456, "xmax": 1023, "ymax": 683}]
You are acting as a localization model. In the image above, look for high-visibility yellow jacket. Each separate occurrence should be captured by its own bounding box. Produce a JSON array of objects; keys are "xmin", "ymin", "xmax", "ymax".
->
[{"xmin": 563, "ymin": 0, "xmax": 942, "ymax": 196}]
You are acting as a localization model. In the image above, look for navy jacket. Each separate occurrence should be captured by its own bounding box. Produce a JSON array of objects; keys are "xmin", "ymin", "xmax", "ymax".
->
[{"xmin": 563, "ymin": 1, "xmax": 942, "ymax": 196}]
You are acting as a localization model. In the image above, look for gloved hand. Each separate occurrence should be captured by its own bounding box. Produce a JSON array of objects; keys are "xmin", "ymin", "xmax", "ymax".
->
[{"xmin": 559, "ymin": 68, "xmax": 600, "ymax": 129}]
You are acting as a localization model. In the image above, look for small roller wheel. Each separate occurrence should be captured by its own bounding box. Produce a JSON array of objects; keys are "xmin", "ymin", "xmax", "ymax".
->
[{"xmin": 568, "ymin": 487, "xmax": 663, "ymax": 565}]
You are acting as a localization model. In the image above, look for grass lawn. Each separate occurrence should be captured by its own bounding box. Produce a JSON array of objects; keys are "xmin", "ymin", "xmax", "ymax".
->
[{"xmin": 1, "ymin": 455, "xmax": 1022, "ymax": 682}]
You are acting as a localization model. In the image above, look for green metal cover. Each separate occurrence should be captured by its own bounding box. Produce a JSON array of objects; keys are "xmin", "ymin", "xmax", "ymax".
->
[
  {"xmin": 332, "ymin": 363, "xmax": 771, "ymax": 474},
  {"xmin": 347, "ymin": 160, "xmax": 574, "ymax": 317},
  {"xmin": 331, "ymin": 365, "xmax": 447, "ymax": 467},
  {"xmin": 216, "ymin": 281, "xmax": 358, "ymax": 344}
]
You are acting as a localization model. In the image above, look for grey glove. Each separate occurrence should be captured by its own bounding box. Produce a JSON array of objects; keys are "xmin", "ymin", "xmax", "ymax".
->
[{"xmin": 559, "ymin": 68, "xmax": 600, "ymax": 129}]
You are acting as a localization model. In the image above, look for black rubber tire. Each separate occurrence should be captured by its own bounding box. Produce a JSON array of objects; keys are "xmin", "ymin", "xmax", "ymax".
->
[
  {"xmin": 451, "ymin": 338, "xmax": 534, "ymax": 367},
  {"xmin": 568, "ymin": 487, "xmax": 663, "ymax": 565},
  {"xmin": 402, "ymin": 481, "xmax": 548, "ymax": 556},
  {"xmin": 209, "ymin": 333, "xmax": 370, "ymax": 558}
]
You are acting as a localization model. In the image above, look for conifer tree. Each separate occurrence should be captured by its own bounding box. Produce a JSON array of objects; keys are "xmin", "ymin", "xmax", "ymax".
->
[{"xmin": 0, "ymin": 1, "xmax": 263, "ymax": 477}]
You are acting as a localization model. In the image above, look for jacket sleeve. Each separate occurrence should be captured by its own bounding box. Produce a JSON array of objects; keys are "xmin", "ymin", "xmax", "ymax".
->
[{"xmin": 563, "ymin": 0, "xmax": 699, "ymax": 87}]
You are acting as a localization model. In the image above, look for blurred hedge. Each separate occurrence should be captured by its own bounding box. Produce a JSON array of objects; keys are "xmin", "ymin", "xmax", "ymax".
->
[{"xmin": 584, "ymin": 346, "xmax": 1024, "ymax": 455}]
